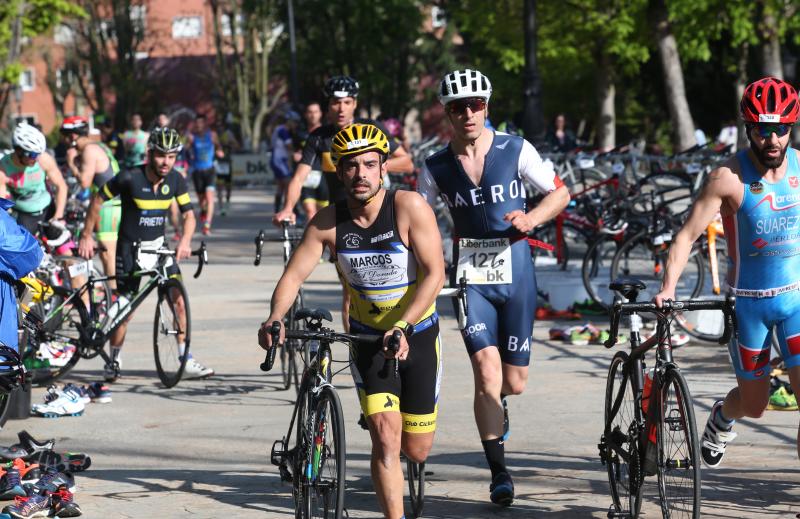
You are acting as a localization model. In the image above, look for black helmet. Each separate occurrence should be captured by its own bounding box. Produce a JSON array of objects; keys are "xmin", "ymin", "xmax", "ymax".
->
[
  {"xmin": 148, "ymin": 127, "xmax": 183, "ymax": 153},
  {"xmin": 323, "ymin": 76, "xmax": 359, "ymax": 99}
]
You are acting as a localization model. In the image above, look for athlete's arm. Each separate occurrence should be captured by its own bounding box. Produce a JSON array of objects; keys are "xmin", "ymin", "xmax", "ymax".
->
[
  {"xmin": 78, "ymin": 194, "xmax": 103, "ymax": 258},
  {"xmin": 385, "ymin": 145, "xmax": 413, "ymax": 174},
  {"xmin": 39, "ymin": 153, "xmax": 67, "ymax": 220},
  {"xmin": 390, "ymin": 191, "xmax": 446, "ymax": 359},
  {"xmin": 212, "ymin": 131, "xmax": 224, "ymax": 158},
  {"xmin": 273, "ymin": 135, "xmax": 318, "ymax": 225},
  {"xmin": 655, "ymin": 166, "xmax": 736, "ymax": 305},
  {"xmin": 259, "ymin": 209, "xmax": 331, "ymax": 349},
  {"xmin": 174, "ymin": 175, "xmax": 196, "ymax": 261}
]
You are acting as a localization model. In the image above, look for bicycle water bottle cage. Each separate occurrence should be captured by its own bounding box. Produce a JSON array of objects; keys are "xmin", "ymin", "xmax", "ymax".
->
[
  {"xmin": 295, "ymin": 308, "xmax": 333, "ymax": 323},
  {"xmin": 609, "ymin": 278, "xmax": 647, "ymax": 302}
]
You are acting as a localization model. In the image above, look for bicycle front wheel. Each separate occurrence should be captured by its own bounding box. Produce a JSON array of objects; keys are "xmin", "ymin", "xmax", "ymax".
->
[
  {"xmin": 656, "ymin": 368, "xmax": 701, "ymax": 518},
  {"xmin": 407, "ymin": 459, "xmax": 426, "ymax": 518},
  {"xmin": 604, "ymin": 351, "xmax": 643, "ymax": 517},
  {"xmin": 153, "ymin": 279, "xmax": 191, "ymax": 388},
  {"xmin": 301, "ymin": 386, "xmax": 346, "ymax": 519}
]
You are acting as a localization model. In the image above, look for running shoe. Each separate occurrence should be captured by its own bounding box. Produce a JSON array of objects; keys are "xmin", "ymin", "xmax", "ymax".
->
[
  {"xmin": 568, "ymin": 328, "xmax": 593, "ymax": 346},
  {"xmin": 0, "ymin": 458, "xmax": 41, "ymax": 483},
  {"xmin": 49, "ymin": 488, "xmax": 82, "ymax": 518},
  {"xmin": 489, "ymin": 471, "xmax": 514, "ymax": 506},
  {"xmin": 0, "ymin": 432, "xmax": 54, "ymax": 462},
  {"xmin": 3, "ymin": 494, "xmax": 51, "ymax": 518},
  {"xmin": 700, "ymin": 400, "xmax": 737, "ymax": 468},
  {"xmin": 61, "ymin": 385, "xmax": 89, "ymax": 406},
  {"xmin": 201, "ymin": 222, "xmax": 211, "ymax": 236},
  {"xmin": 501, "ymin": 397, "xmax": 510, "ymax": 442},
  {"xmin": 767, "ymin": 386, "xmax": 798, "ymax": 411},
  {"xmin": 31, "ymin": 387, "xmax": 85, "ymax": 419},
  {"xmin": 0, "ymin": 464, "xmax": 26, "ymax": 500},
  {"xmin": 183, "ymin": 357, "xmax": 214, "ymax": 379},
  {"xmin": 84, "ymin": 382, "xmax": 111, "ymax": 404},
  {"xmin": 25, "ymin": 468, "xmax": 75, "ymax": 494}
]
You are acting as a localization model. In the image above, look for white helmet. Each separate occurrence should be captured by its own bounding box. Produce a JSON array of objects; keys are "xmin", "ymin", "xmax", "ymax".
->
[
  {"xmin": 12, "ymin": 123, "xmax": 46, "ymax": 154},
  {"xmin": 438, "ymin": 69, "xmax": 492, "ymax": 105}
]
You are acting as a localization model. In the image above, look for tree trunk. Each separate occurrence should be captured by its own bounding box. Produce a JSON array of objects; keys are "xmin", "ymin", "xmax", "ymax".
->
[
  {"xmin": 760, "ymin": 10, "xmax": 783, "ymax": 78},
  {"xmin": 649, "ymin": 0, "xmax": 696, "ymax": 151},
  {"xmin": 595, "ymin": 52, "xmax": 615, "ymax": 152},
  {"xmin": 735, "ymin": 42, "xmax": 749, "ymax": 151},
  {"xmin": 521, "ymin": 0, "xmax": 545, "ymax": 143},
  {"xmin": 0, "ymin": 0, "xmax": 27, "ymax": 121}
]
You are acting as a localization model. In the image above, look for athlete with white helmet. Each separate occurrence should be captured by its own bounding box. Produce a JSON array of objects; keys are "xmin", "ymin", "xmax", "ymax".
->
[
  {"xmin": 419, "ymin": 69, "xmax": 570, "ymax": 506},
  {"xmin": 0, "ymin": 122, "xmax": 68, "ymax": 233}
]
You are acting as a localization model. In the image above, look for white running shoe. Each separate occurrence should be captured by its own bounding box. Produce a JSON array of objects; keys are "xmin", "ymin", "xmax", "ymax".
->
[
  {"xmin": 31, "ymin": 387, "xmax": 85, "ymax": 418},
  {"xmin": 183, "ymin": 357, "xmax": 214, "ymax": 379},
  {"xmin": 701, "ymin": 400, "xmax": 737, "ymax": 468}
]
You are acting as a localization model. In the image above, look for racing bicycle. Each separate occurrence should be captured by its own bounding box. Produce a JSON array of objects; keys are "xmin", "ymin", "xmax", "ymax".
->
[
  {"xmin": 20, "ymin": 241, "xmax": 208, "ymax": 388},
  {"xmin": 598, "ymin": 278, "xmax": 736, "ymax": 518}
]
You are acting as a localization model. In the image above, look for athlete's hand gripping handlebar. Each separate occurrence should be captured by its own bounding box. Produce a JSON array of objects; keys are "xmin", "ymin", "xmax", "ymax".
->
[{"xmin": 260, "ymin": 321, "xmax": 281, "ymax": 371}]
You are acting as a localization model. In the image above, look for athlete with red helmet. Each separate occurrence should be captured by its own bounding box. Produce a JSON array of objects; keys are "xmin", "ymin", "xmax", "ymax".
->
[{"xmin": 655, "ymin": 76, "xmax": 800, "ymax": 468}]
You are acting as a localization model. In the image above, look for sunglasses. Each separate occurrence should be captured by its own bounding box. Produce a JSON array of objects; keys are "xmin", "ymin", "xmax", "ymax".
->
[
  {"xmin": 749, "ymin": 123, "xmax": 793, "ymax": 139},
  {"xmin": 446, "ymin": 98, "xmax": 486, "ymax": 115},
  {"xmin": 15, "ymin": 149, "xmax": 40, "ymax": 160}
]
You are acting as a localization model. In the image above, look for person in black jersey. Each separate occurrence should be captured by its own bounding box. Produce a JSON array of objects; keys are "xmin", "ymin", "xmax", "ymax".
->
[
  {"xmin": 79, "ymin": 128, "xmax": 215, "ymax": 381},
  {"xmin": 272, "ymin": 75, "xmax": 414, "ymax": 225},
  {"xmin": 260, "ymin": 124, "xmax": 444, "ymax": 519}
]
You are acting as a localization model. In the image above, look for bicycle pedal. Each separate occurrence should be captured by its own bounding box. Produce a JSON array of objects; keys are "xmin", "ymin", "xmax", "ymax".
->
[
  {"xmin": 278, "ymin": 462, "xmax": 293, "ymax": 482},
  {"xmin": 270, "ymin": 440, "xmax": 285, "ymax": 467},
  {"xmin": 597, "ymin": 440, "xmax": 607, "ymax": 465},
  {"xmin": 606, "ymin": 505, "xmax": 628, "ymax": 518}
]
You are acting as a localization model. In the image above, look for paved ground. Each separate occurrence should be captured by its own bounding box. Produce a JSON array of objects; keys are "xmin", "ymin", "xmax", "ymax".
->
[{"xmin": 7, "ymin": 188, "xmax": 800, "ymax": 518}]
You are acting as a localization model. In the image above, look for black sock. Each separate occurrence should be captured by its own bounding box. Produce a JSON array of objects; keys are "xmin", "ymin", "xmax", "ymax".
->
[
  {"xmin": 481, "ymin": 438, "xmax": 506, "ymax": 479},
  {"xmin": 500, "ymin": 393, "xmax": 507, "ymax": 401}
]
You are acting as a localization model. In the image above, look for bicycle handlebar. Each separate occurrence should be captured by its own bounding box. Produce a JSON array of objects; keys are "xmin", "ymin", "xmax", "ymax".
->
[
  {"xmin": 604, "ymin": 296, "xmax": 736, "ymax": 349},
  {"xmin": 260, "ymin": 321, "xmax": 383, "ymax": 372},
  {"xmin": 136, "ymin": 240, "xmax": 208, "ymax": 279}
]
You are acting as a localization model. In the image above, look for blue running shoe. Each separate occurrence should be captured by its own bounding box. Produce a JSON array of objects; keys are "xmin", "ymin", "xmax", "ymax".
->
[
  {"xmin": 85, "ymin": 382, "xmax": 111, "ymax": 404},
  {"xmin": 489, "ymin": 471, "xmax": 514, "ymax": 507},
  {"xmin": 3, "ymin": 493, "xmax": 51, "ymax": 518},
  {"xmin": 0, "ymin": 466, "xmax": 26, "ymax": 500}
]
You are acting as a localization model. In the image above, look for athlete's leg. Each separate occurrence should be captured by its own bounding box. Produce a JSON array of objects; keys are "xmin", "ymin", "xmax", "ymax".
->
[
  {"xmin": 302, "ymin": 200, "xmax": 318, "ymax": 221},
  {"xmin": 400, "ymin": 325, "xmax": 441, "ymax": 463},
  {"xmin": 401, "ymin": 431, "xmax": 435, "ymax": 464},
  {"xmin": 367, "ymin": 411, "xmax": 404, "ymax": 519},
  {"xmin": 204, "ymin": 187, "xmax": 215, "ymax": 229},
  {"xmin": 774, "ymin": 303, "xmax": 800, "ymax": 460},
  {"xmin": 168, "ymin": 284, "xmax": 188, "ymax": 348},
  {"xmin": 501, "ymin": 364, "xmax": 528, "ymax": 397},
  {"xmin": 98, "ymin": 240, "xmax": 117, "ymax": 291},
  {"xmin": 471, "ymin": 347, "xmax": 504, "ymax": 439}
]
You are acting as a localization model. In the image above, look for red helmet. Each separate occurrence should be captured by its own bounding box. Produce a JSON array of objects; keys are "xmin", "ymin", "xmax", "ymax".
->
[
  {"xmin": 60, "ymin": 116, "xmax": 89, "ymax": 134},
  {"xmin": 741, "ymin": 77, "xmax": 799, "ymax": 124}
]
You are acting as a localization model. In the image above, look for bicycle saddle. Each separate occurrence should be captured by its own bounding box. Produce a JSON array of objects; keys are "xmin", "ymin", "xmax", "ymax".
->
[
  {"xmin": 295, "ymin": 308, "xmax": 333, "ymax": 322},
  {"xmin": 609, "ymin": 278, "xmax": 647, "ymax": 301}
]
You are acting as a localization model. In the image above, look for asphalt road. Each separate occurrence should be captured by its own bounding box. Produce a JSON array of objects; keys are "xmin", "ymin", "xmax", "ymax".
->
[{"xmin": 5, "ymin": 188, "xmax": 800, "ymax": 518}]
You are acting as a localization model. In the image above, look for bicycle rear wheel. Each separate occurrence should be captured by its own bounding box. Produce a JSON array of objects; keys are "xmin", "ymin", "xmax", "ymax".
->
[
  {"xmin": 581, "ymin": 234, "xmax": 620, "ymax": 308},
  {"xmin": 153, "ymin": 279, "xmax": 191, "ymax": 388},
  {"xmin": 656, "ymin": 368, "xmax": 700, "ymax": 518},
  {"xmin": 603, "ymin": 351, "xmax": 643, "ymax": 517},
  {"xmin": 21, "ymin": 298, "xmax": 84, "ymax": 386},
  {"xmin": 407, "ymin": 459, "xmax": 426, "ymax": 518},
  {"xmin": 301, "ymin": 386, "xmax": 346, "ymax": 519}
]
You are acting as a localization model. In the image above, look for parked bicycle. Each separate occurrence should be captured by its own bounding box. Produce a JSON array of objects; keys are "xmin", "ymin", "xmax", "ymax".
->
[{"xmin": 598, "ymin": 278, "xmax": 736, "ymax": 518}]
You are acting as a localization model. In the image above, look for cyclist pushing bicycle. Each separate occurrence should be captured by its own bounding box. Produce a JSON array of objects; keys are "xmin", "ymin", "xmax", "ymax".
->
[
  {"xmin": 259, "ymin": 123, "xmax": 445, "ymax": 519},
  {"xmin": 79, "ymin": 127, "xmax": 214, "ymax": 381},
  {"xmin": 655, "ymin": 77, "xmax": 800, "ymax": 471}
]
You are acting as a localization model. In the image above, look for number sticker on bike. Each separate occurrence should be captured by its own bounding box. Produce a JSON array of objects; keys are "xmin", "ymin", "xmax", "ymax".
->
[
  {"xmin": 457, "ymin": 238, "xmax": 512, "ymax": 284},
  {"xmin": 67, "ymin": 261, "xmax": 89, "ymax": 277}
]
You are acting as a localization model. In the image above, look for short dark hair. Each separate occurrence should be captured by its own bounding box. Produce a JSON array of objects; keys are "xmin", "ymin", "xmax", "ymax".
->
[{"xmin": 196, "ymin": 113, "xmax": 206, "ymax": 120}]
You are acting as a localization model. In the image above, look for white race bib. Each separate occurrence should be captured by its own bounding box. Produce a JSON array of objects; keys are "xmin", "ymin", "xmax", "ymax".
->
[
  {"xmin": 303, "ymin": 170, "xmax": 322, "ymax": 189},
  {"xmin": 67, "ymin": 260, "xmax": 89, "ymax": 278},
  {"xmin": 136, "ymin": 236, "xmax": 166, "ymax": 271},
  {"xmin": 457, "ymin": 238, "xmax": 513, "ymax": 284}
]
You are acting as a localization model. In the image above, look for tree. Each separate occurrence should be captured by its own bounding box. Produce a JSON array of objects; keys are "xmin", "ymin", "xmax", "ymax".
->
[
  {"xmin": 210, "ymin": 0, "xmax": 285, "ymax": 151},
  {"xmin": 522, "ymin": 0, "xmax": 544, "ymax": 141},
  {"xmin": 649, "ymin": 0, "xmax": 696, "ymax": 150},
  {"xmin": 0, "ymin": 0, "xmax": 84, "ymax": 123}
]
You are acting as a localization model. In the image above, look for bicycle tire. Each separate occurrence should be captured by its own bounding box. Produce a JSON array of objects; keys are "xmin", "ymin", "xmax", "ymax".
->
[
  {"xmin": 153, "ymin": 278, "xmax": 191, "ymax": 388},
  {"xmin": 656, "ymin": 367, "xmax": 701, "ymax": 518},
  {"xmin": 407, "ymin": 459, "xmax": 426, "ymax": 518},
  {"xmin": 610, "ymin": 231, "xmax": 704, "ymax": 305},
  {"xmin": 301, "ymin": 386, "xmax": 346, "ymax": 519},
  {"xmin": 581, "ymin": 234, "xmax": 625, "ymax": 308},
  {"xmin": 0, "ymin": 392, "xmax": 10, "ymax": 429},
  {"xmin": 603, "ymin": 351, "xmax": 643, "ymax": 517},
  {"xmin": 21, "ymin": 299, "xmax": 85, "ymax": 386}
]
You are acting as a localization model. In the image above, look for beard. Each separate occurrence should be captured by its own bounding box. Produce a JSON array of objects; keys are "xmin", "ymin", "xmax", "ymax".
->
[
  {"xmin": 349, "ymin": 179, "xmax": 381, "ymax": 203},
  {"xmin": 750, "ymin": 139, "xmax": 788, "ymax": 169}
]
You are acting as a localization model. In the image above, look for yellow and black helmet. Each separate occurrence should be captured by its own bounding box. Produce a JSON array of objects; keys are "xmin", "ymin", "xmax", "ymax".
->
[
  {"xmin": 331, "ymin": 123, "xmax": 390, "ymax": 166},
  {"xmin": 148, "ymin": 127, "xmax": 183, "ymax": 153}
]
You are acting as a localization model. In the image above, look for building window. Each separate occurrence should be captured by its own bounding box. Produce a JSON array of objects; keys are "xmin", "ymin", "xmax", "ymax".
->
[
  {"xmin": 19, "ymin": 69, "xmax": 35, "ymax": 92},
  {"xmin": 172, "ymin": 16, "xmax": 203, "ymax": 39},
  {"xmin": 431, "ymin": 6, "xmax": 446, "ymax": 28},
  {"xmin": 221, "ymin": 13, "xmax": 243, "ymax": 37},
  {"xmin": 130, "ymin": 4, "xmax": 147, "ymax": 31}
]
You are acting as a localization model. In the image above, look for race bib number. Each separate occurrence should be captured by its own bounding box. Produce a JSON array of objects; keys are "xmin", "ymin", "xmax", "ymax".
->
[
  {"xmin": 67, "ymin": 260, "xmax": 89, "ymax": 278},
  {"xmin": 303, "ymin": 170, "xmax": 322, "ymax": 189},
  {"xmin": 457, "ymin": 238, "xmax": 512, "ymax": 284},
  {"xmin": 136, "ymin": 236, "xmax": 166, "ymax": 271},
  {"xmin": 577, "ymin": 158, "xmax": 595, "ymax": 169}
]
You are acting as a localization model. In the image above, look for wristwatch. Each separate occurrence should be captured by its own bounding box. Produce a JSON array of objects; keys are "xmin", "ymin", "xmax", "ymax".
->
[{"xmin": 393, "ymin": 320, "xmax": 414, "ymax": 337}]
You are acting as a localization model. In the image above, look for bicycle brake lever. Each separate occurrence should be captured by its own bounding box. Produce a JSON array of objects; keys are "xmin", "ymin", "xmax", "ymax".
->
[
  {"xmin": 604, "ymin": 298, "xmax": 623, "ymax": 348},
  {"xmin": 254, "ymin": 230, "xmax": 265, "ymax": 266},
  {"xmin": 260, "ymin": 321, "xmax": 282, "ymax": 372},
  {"xmin": 388, "ymin": 330, "xmax": 402, "ymax": 379}
]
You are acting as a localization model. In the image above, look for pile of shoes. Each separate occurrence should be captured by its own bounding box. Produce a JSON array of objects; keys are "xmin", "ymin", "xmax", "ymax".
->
[
  {"xmin": 0, "ymin": 431, "xmax": 91, "ymax": 517},
  {"xmin": 768, "ymin": 376, "xmax": 797, "ymax": 411},
  {"xmin": 31, "ymin": 383, "xmax": 112, "ymax": 419},
  {"xmin": 549, "ymin": 323, "xmax": 627, "ymax": 345}
]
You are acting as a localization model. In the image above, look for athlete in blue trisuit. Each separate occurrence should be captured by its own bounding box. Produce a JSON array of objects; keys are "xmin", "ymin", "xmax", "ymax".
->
[
  {"xmin": 655, "ymin": 77, "xmax": 800, "ymax": 469},
  {"xmin": 418, "ymin": 69, "xmax": 570, "ymax": 505}
]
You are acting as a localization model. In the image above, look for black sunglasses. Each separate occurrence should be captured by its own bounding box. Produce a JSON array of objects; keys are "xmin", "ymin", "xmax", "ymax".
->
[{"xmin": 748, "ymin": 123, "xmax": 793, "ymax": 139}]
